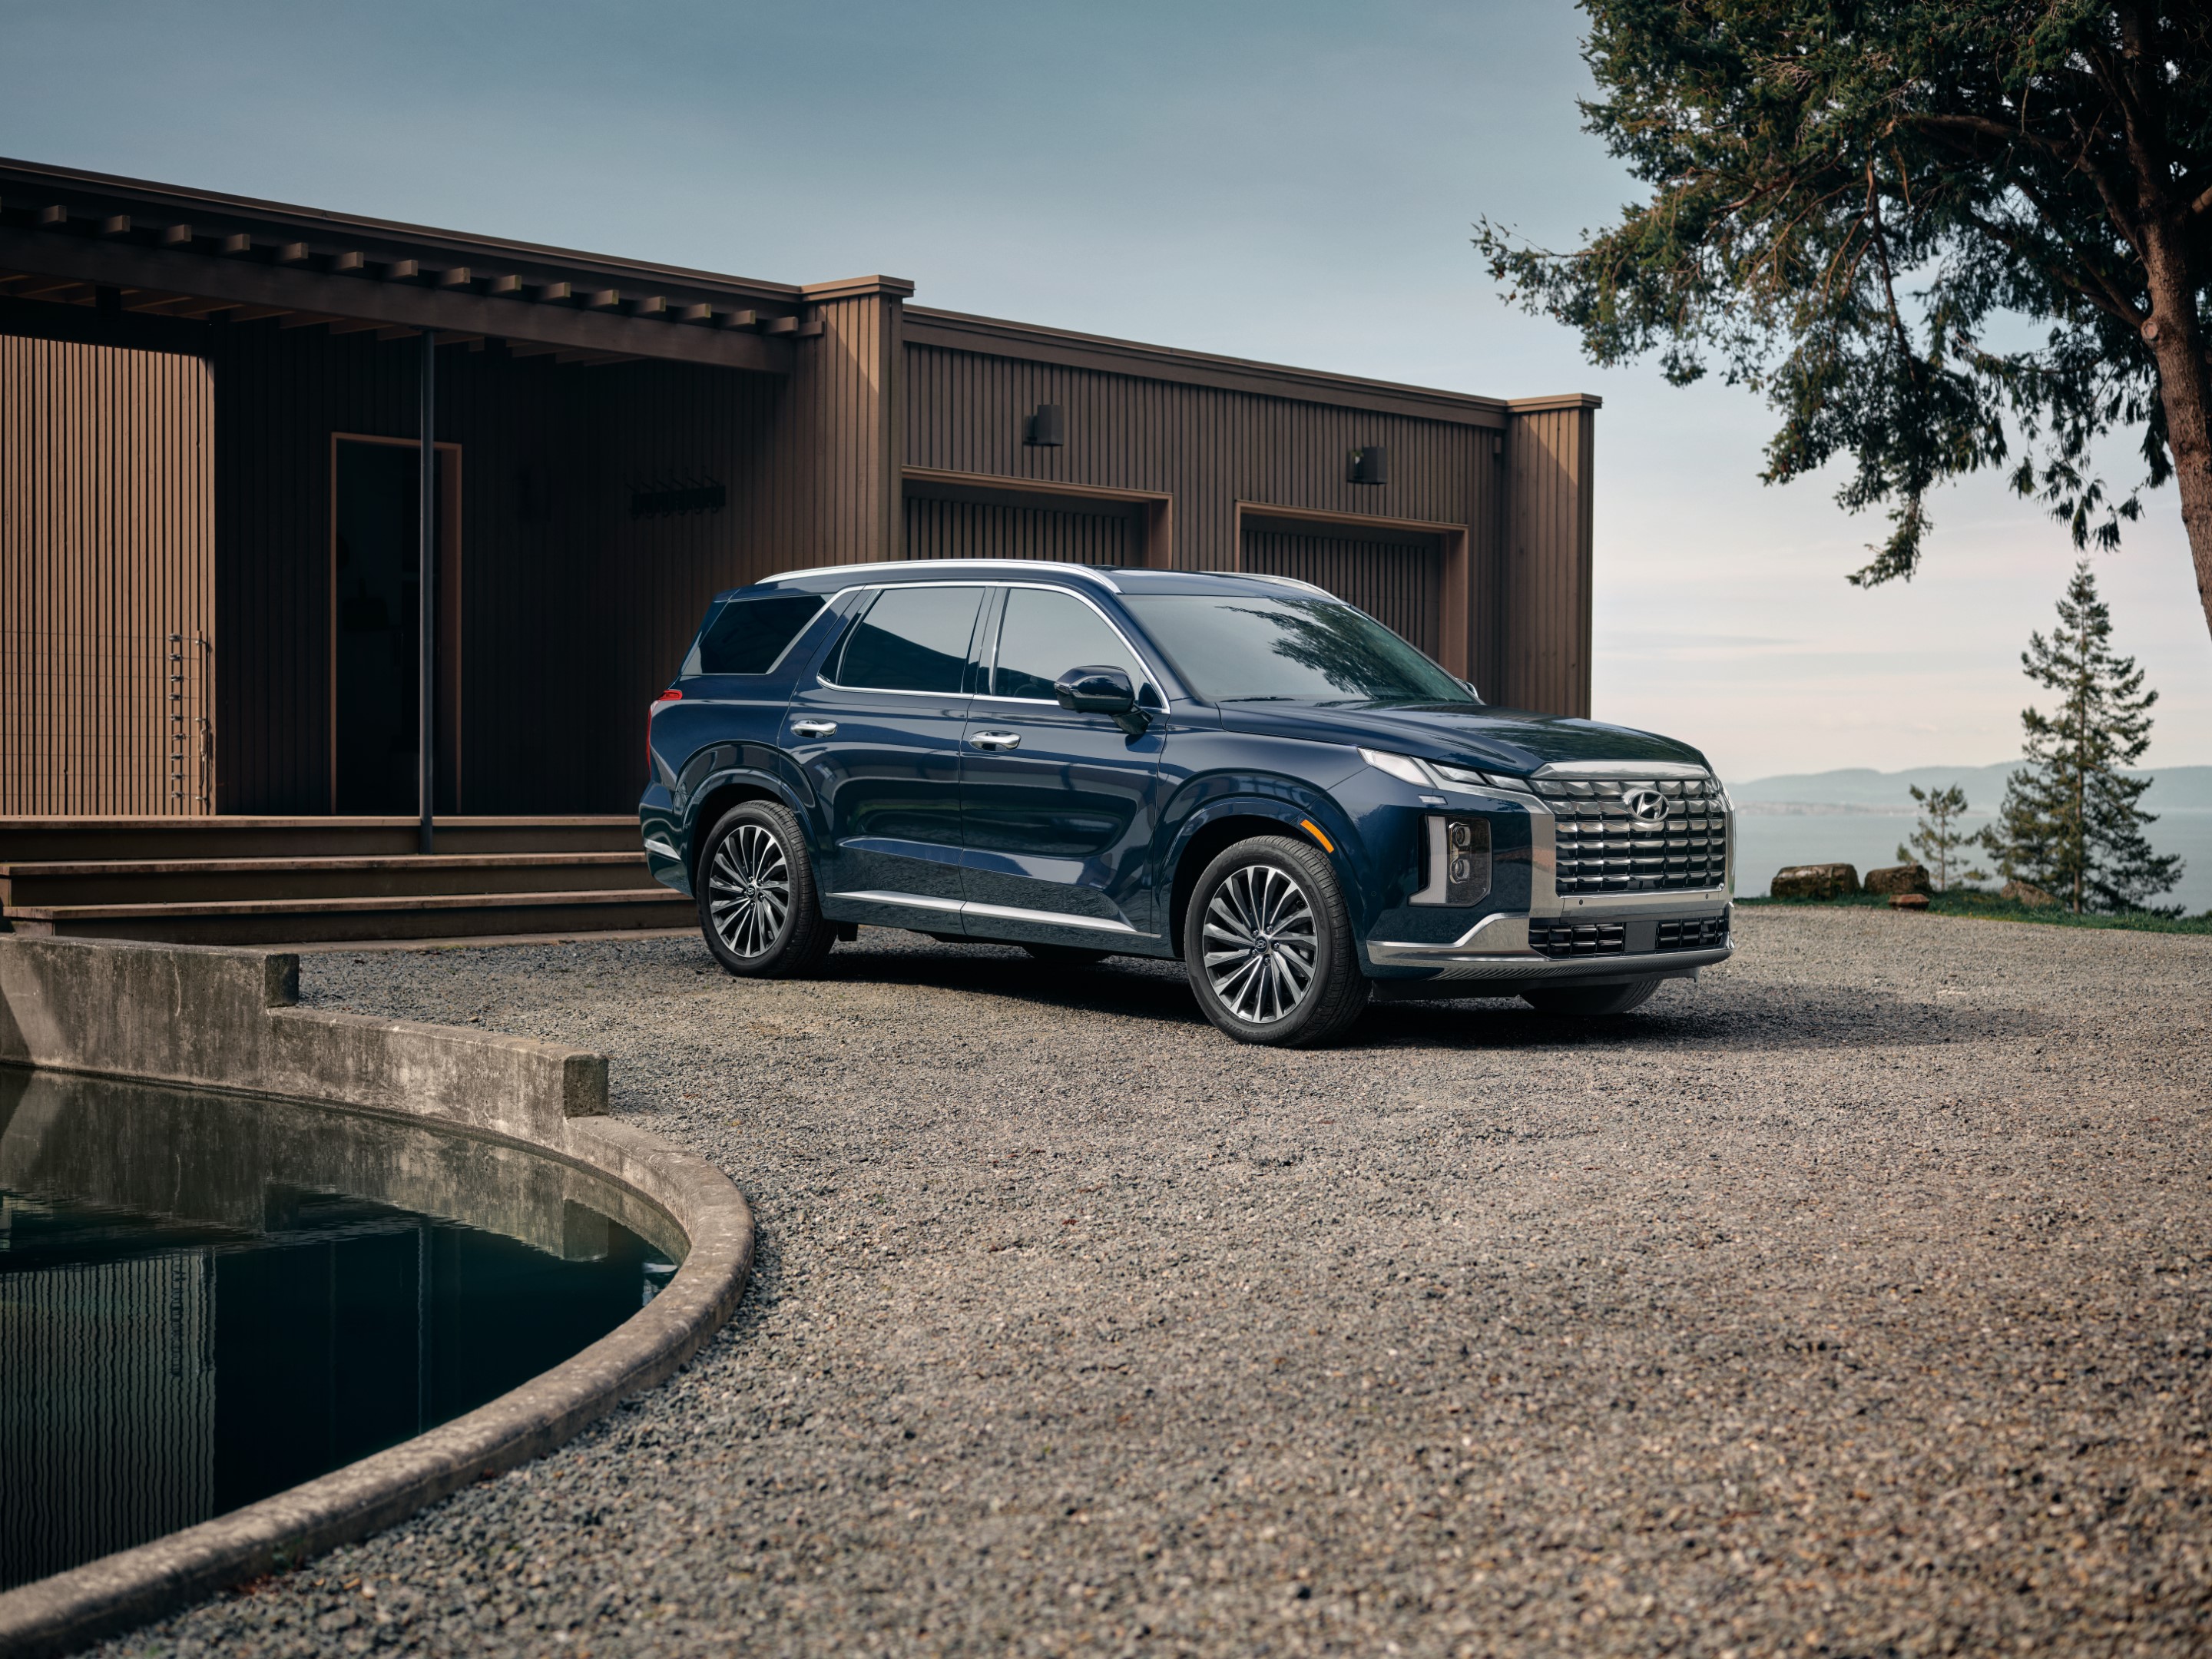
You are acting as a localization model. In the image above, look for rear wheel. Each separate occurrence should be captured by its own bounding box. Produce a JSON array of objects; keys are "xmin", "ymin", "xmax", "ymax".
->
[
  {"xmin": 1520, "ymin": 978, "xmax": 1660, "ymax": 1017},
  {"xmin": 697, "ymin": 802, "xmax": 836, "ymax": 978},
  {"xmin": 1183, "ymin": 835, "xmax": 1366, "ymax": 1047}
]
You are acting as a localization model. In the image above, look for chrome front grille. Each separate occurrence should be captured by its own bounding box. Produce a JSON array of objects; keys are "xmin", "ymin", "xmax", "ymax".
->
[{"xmin": 1538, "ymin": 776, "xmax": 1728, "ymax": 894}]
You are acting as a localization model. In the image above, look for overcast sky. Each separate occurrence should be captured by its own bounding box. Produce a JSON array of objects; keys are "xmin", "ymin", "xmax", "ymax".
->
[{"xmin": 7, "ymin": 0, "xmax": 2208, "ymax": 783}]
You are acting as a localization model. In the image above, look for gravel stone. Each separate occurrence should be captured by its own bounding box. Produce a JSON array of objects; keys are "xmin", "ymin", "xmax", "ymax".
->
[{"xmin": 94, "ymin": 910, "xmax": 2212, "ymax": 1657}]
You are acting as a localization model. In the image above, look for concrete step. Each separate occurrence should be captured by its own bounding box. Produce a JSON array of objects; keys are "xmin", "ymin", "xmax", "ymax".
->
[
  {"xmin": 5, "ymin": 887, "xmax": 696, "ymax": 945},
  {"xmin": 0, "ymin": 851, "xmax": 661, "ymax": 907},
  {"xmin": 0, "ymin": 816, "xmax": 642, "ymax": 862}
]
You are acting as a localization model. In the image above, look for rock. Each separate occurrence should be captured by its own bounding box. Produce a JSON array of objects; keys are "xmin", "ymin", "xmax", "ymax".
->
[
  {"xmin": 2001, "ymin": 879, "xmax": 2059, "ymax": 909},
  {"xmin": 1889, "ymin": 892, "xmax": 1930, "ymax": 910},
  {"xmin": 1770, "ymin": 863, "xmax": 1861, "ymax": 900},
  {"xmin": 1865, "ymin": 863, "xmax": 1934, "ymax": 896}
]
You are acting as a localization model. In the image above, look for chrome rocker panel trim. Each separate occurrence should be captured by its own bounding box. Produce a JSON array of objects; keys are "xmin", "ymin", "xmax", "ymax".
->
[{"xmin": 830, "ymin": 890, "xmax": 1148, "ymax": 937}]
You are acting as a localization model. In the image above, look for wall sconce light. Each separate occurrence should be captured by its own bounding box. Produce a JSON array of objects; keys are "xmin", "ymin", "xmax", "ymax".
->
[
  {"xmin": 1025, "ymin": 403, "xmax": 1065, "ymax": 447},
  {"xmin": 1348, "ymin": 445, "xmax": 1388, "ymax": 485}
]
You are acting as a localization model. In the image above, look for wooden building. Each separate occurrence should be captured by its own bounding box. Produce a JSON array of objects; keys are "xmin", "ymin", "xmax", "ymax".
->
[{"xmin": 0, "ymin": 158, "xmax": 1596, "ymax": 941}]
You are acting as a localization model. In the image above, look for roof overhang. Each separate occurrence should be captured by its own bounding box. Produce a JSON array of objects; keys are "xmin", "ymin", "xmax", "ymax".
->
[{"xmin": 0, "ymin": 157, "xmax": 821, "ymax": 373}]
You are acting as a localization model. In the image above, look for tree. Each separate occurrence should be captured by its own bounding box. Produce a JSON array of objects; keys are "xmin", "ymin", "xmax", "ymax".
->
[
  {"xmin": 1978, "ymin": 560, "xmax": 2182, "ymax": 910},
  {"xmin": 1897, "ymin": 783, "xmax": 1987, "ymax": 889},
  {"xmin": 1475, "ymin": 3, "xmax": 2212, "ymax": 645}
]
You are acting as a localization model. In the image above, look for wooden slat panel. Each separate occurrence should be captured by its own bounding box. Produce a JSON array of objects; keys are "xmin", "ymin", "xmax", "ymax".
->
[
  {"xmin": 903, "ymin": 490, "xmax": 1142, "ymax": 565},
  {"xmin": 1238, "ymin": 521, "xmax": 1443, "ymax": 658},
  {"xmin": 1501, "ymin": 404, "xmax": 1594, "ymax": 717},
  {"xmin": 899, "ymin": 343, "xmax": 1512, "ymax": 696},
  {"xmin": 1, "ymin": 333, "xmax": 214, "ymax": 813}
]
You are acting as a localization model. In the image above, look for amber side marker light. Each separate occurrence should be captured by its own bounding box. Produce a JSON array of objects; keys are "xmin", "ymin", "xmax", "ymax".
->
[{"xmin": 1298, "ymin": 819, "xmax": 1336, "ymax": 854}]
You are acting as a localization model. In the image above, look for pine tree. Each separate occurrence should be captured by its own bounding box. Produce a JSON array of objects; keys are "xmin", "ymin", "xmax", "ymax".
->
[
  {"xmin": 1897, "ymin": 784, "xmax": 1986, "ymax": 892},
  {"xmin": 1979, "ymin": 562, "xmax": 2183, "ymax": 913}
]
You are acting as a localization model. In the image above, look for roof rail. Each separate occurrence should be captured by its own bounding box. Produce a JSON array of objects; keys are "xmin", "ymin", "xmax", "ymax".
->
[{"xmin": 757, "ymin": 558, "xmax": 1122, "ymax": 592}]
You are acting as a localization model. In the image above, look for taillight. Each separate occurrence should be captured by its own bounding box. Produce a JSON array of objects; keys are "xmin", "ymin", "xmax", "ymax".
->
[{"xmin": 648, "ymin": 689, "xmax": 681, "ymax": 775}]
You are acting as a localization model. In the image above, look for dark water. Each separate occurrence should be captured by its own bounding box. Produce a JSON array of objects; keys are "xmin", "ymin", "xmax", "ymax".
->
[{"xmin": 0, "ymin": 1068, "xmax": 678, "ymax": 1591}]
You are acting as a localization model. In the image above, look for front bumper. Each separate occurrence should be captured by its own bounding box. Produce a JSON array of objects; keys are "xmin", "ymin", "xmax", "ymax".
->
[{"xmin": 1365, "ymin": 899, "xmax": 1732, "ymax": 987}]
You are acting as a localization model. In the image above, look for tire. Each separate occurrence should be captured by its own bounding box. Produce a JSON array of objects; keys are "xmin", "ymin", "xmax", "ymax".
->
[
  {"xmin": 1183, "ymin": 834, "xmax": 1367, "ymax": 1047},
  {"xmin": 1520, "ymin": 978, "xmax": 1661, "ymax": 1017},
  {"xmin": 696, "ymin": 801, "xmax": 836, "ymax": 978},
  {"xmin": 1022, "ymin": 942, "xmax": 1114, "ymax": 967}
]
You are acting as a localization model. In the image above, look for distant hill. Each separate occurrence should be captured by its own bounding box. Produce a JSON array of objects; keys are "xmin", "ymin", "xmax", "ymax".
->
[{"xmin": 1733, "ymin": 763, "xmax": 2212, "ymax": 812}]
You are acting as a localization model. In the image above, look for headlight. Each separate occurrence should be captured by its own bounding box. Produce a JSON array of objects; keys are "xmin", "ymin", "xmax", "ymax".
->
[{"xmin": 1358, "ymin": 748, "xmax": 1435, "ymax": 787}]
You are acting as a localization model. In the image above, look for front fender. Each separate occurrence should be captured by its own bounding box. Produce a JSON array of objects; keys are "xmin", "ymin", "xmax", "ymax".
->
[{"xmin": 1157, "ymin": 773, "xmax": 1376, "ymax": 939}]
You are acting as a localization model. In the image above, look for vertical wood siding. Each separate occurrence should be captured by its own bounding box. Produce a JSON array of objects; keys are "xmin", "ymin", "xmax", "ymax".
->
[
  {"xmin": 1501, "ymin": 405, "xmax": 1595, "ymax": 717},
  {"xmin": 1, "ymin": 334, "xmax": 214, "ymax": 813},
  {"xmin": 900, "ymin": 343, "xmax": 1522, "ymax": 696},
  {"xmin": 753, "ymin": 293, "xmax": 901, "ymax": 571},
  {"xmin": 1238, "ymin": 522, "xmax": 1444, "ymax": 657},
  {"xmin": 904, "ymin": 492, "xmax": 1143, "ymax": 565}
]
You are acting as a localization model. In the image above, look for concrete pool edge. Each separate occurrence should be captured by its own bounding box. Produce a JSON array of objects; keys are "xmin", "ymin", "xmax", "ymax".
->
[{"xmin": 0, "ymin": 935, "xmax": 756, "ymax": 1658}]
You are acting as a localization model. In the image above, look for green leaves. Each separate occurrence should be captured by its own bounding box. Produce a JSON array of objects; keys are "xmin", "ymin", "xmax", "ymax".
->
[{"xmin": 1475, "ymin": 2, "xmax": 2212, "ymax": 586}]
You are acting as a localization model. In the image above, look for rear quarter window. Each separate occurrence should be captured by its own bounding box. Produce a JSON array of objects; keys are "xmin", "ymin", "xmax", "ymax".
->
[{"xmin": 689, "ymin": 594, "xmax": 825, "ymax": 676}]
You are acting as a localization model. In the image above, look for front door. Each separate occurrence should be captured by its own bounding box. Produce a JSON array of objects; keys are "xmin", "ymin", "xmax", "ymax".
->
[
  {"xmin": 786, "ymin": 582, "xmax": 985, "ymax": 931},
  {"xmin": 959, "ymin": 584, "xmax": 1166, "ymax": 942}
]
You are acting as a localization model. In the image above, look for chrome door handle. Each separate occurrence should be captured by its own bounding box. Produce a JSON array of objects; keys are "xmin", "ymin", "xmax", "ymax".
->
[
  {"xmin": 790, "ymin": 720, "xmax": 838, "ymax": 738},
  {"xmin": 968, "ymin": 731, "xmax": 1021, "ymax": 751}
]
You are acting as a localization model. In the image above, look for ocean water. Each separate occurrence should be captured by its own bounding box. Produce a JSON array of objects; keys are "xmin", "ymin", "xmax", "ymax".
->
[{"xmin": 1733, "ymin": 806, "xmax": 2212, "ymax": 914}]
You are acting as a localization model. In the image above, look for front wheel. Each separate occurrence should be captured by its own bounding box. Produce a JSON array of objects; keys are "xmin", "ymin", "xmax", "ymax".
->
[
  {"xmin": 1183, "ymin": 835, "xmax": 1367, "ymax": 1047},
  {"xmin": 1520, "ymin": 978, "xmax": 1660, "ymax": 1017},
  {"xmin": 697, "ymin": 802, "xmax": 836, "ymax": 978}
]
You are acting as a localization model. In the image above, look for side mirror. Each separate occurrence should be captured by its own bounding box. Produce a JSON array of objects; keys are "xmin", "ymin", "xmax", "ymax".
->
[
  {"xmin": 1054, "ymin": 664, "xmax": 1149, "ymax": 733},
  {"xmin": 1053, "ymin": 664, "xmax": 1136, "ymax": 714}
]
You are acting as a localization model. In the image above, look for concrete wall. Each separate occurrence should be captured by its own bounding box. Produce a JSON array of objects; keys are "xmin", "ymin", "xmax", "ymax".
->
[{"xmin": 0, "ymin": 933, "xmax": 604, "ymax": 1145}]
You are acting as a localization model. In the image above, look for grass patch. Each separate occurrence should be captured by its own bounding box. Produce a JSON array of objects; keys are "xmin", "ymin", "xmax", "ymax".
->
[{"xmin": 1738, "ymin": 890, "xmax": 2212, "ymax": 934}]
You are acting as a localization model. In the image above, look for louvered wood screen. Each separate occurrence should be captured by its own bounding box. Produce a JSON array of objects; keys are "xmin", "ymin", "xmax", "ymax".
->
[{"xmin": 0, "ymin": 334, "xmax": 215, "ymax": 813}]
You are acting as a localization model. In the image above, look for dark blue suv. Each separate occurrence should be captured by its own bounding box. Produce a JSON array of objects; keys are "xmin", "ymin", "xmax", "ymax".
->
[{"xmin": 641, "ymin": 561, "xmax": 1733, "ymax": 1046}]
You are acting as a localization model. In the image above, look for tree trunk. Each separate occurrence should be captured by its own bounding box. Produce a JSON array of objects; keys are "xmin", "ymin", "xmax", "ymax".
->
[
  {"xmin": 2121, "ymin": 5, "xmax": 2212, "ymax": 646},
  {"xmin": 2140, "ymin": 230, "xmax": 2212, "ymax": 647}
]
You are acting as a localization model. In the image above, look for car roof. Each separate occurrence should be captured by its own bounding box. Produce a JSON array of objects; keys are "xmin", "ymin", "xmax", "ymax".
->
[{"xmin": 719, "ymin": 561, "xmax": 1337, "ymax": 604}]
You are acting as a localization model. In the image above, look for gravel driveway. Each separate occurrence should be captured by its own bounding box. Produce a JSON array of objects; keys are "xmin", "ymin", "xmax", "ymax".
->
[{"xmin": 100, "ymin": 909, "xmax": 2211, "ymax": 1658}]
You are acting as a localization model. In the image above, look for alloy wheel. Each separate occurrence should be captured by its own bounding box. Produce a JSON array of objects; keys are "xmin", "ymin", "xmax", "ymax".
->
[
  {"xmin": 707, "ymin": 823, "xmax": 791, "ymax": 959},
  {"xmin": 1201, "ymin": 863, "xmax": 1318, "ymax": 1024}
]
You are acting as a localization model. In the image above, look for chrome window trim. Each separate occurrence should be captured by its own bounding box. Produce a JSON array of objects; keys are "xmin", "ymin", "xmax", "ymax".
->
[
  {"xmin": 815, "ymin": 581, "xmax": 991, "ymax": 697},
  {"xmin": 983, "ymin": 581, "xmax": 1168, "ymax": 708},
  {"xmin": 763, "ymin": 558, "xmax": 1123, "ymax": 593}
]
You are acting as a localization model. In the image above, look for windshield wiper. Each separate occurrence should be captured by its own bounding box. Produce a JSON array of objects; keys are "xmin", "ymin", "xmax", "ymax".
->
[{"xmin": 1220, "ymin": 695, "xmax": 1301, "ymax": 703}]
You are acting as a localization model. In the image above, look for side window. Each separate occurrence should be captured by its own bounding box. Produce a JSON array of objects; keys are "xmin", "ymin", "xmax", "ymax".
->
[
  {"xmin": 692, "ymin": 594, "xmax": 824, "ymax": 675},
  {"xmin": 992, "ymin": 587, "xmax": 1149, "ymax": 700},
  {"xmin": 832, "ymin": 585, "xmax": 985, "ymax": 694}
]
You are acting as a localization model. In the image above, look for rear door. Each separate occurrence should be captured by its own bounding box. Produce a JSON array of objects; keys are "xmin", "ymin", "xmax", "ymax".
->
[
  {"xmin": 957, "ymin": 583, "xmax": 1167, "ymax": 942},
  {"xmin": 783, "ymin": 583, "xmax": 986, "ymax": 929}
]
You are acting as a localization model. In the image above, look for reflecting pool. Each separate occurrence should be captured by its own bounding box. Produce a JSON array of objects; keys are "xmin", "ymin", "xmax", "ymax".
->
[{"xmin": 0, "ymin": 1067, "xmax": 679, "ymax": 1591}]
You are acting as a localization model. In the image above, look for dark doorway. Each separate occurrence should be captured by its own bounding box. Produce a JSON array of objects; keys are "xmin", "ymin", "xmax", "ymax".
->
[{"xmin": 331, "ymin": 437, "xmax": 459, "ymax": 814}]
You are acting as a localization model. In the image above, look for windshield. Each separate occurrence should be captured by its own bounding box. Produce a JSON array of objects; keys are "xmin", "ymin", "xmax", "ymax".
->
[{"xmin": 1122, "ymin": 594, "xmax": 1474, "ymax": 704}]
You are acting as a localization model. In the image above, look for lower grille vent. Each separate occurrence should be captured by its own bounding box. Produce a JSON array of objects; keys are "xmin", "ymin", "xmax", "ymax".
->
[
  {"xmin": 1655, "ymin": 913, "xmax": 1729, "ymax": 952},
  {"xmin": 1528, "ymin": 921, "xmax": 1625, "ymax": 959}
]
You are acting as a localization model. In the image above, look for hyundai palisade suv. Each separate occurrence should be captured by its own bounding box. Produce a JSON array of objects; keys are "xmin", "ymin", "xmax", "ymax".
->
[{"xmin": 640, "ymin": 561, "xmax": 1733, "ymax": 1046}]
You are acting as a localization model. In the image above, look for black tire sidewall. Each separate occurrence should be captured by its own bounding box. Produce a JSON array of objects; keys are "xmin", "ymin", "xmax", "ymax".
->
[
  {"xmin": 1182, "ymin": 835, "xmax": 1361, "ymax": 1045},
  {"xmin": 696, "ymin": 802, "xmax": 826, "ymax": 977}
]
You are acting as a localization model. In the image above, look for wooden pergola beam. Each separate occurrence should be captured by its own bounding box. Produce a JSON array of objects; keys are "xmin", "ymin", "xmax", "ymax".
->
[{"xmin": 0, "ymin": 227, "xmax": 796, "ymax": 376}]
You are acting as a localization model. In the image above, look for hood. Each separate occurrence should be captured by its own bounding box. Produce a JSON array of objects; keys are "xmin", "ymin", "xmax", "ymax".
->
[{"xmin": 1214, "ymin": 700, "xmax": 1712, "ymax": 775}]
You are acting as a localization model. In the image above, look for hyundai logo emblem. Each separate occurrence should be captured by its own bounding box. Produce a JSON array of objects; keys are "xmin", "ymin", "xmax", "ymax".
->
[{"xmin": 1623, "ymin": 788, "xmax": 1671, "ymax": 823}]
